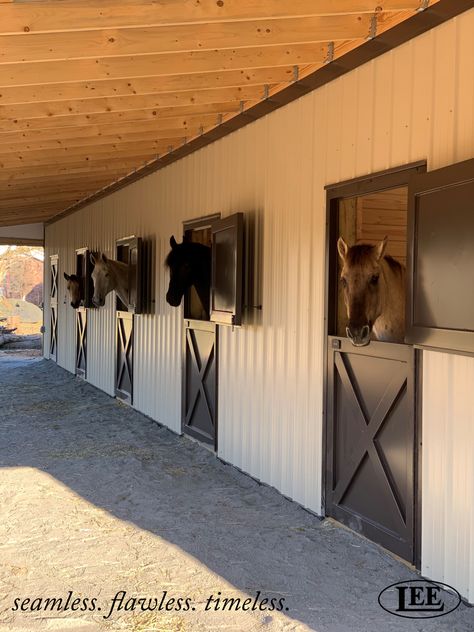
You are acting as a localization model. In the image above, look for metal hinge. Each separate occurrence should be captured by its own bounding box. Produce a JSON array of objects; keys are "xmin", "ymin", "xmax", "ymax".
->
[
  {"xmin": 324, "ymin": 42, "xmax": 334, "ymax": 64},
  {"xmin": 366, "ymin": 14, "xmax": 378, "ymax": 40}
]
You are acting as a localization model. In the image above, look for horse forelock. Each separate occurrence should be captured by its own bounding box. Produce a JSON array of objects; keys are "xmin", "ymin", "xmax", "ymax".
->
[
  {"xmin": 345, "ymin": 244, "xmax": 377, "ymax": 267},
  {"xmin": 345, "ymin": 245, "xmax": 403, "ymax": 272}
]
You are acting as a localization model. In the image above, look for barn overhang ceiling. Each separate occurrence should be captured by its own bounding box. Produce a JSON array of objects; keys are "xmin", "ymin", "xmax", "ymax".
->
[{"xmin": 0, "ymin": 0, "xmax": 461, "ymax": 226}]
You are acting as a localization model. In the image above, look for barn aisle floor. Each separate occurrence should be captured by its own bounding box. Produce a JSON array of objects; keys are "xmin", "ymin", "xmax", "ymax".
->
[{"xmin": 0, "ymin": 358, "xmax": 472, "ymax": 632}]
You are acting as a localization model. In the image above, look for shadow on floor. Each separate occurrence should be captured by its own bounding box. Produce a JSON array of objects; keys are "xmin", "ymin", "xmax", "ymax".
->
[{"xmin": 0, "ymin": 359, "xmax": 472, "ymax": 632}]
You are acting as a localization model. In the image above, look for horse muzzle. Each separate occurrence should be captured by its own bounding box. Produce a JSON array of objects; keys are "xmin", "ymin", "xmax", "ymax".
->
[
  {"xmin": 346, "ymin": 324, "xmax": 371, "ymax": 347},
  {"xmin": 92, "ymin": 297, "xmax": 105, "ymax": 308},
  {"xmin": 166, "ymin": 292, "xmax": 182, "ymax": 307}
]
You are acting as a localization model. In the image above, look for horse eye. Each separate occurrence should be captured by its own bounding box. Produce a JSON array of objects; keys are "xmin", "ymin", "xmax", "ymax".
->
[
  {"xmin": 370, "ymin": 274, "xmax": 379, "ymax": 285},
  {"xmin": 340, "ymin": 277, "xmax": 347, "ymax": 288}
]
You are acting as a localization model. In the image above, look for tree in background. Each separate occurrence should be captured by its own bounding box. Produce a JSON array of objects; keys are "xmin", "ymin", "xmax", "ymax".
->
[{"xmin": 0, "ymin": 246, "xmax": 44, "ymax": 303}]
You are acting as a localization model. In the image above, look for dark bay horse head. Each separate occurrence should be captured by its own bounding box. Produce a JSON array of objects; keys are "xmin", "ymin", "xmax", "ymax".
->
[
  {"xmin": 337, "ymin": 236, "xmax": 389, "ymax": 347},
  {"xmin": 165, "ymin": 235, "xmax": 211, "ymax": 315},
  {"xmin": 64, "ymin": 272, "xmax": 82, "ymax": 309}
]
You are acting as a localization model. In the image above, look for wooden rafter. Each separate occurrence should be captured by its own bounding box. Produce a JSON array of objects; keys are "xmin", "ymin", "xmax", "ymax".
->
[
  {"xmin": 0, "ymin": 0, "xmax": 440, "ymax": 225},
  {"xmin": 0, "ymin": 1, "xmax": 431, "ymax": 33},
  {"xmin": 0, "ymin": 66, "xmax": 297, "ymax": 106}
]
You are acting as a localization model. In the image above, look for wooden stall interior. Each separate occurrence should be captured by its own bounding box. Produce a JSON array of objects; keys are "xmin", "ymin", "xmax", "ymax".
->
[
  {"xmin": 336, "ymin": 187, "xmax": 408, "ymax": 337},
  {"xmin": 184, "ymin": 221, "xmax": 213, "ymax": 322}
]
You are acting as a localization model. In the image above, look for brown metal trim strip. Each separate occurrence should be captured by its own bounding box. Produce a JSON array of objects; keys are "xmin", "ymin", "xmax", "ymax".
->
[{"xmin": 47, "ymin": 0, "xmax": 474, "ymax": 225}]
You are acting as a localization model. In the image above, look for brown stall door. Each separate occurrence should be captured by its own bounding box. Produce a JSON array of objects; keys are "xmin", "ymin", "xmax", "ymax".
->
[
  {"xmin": 325, "ymin": 164, "xmax": 425, "ymax": 564},
  {"xmin": 183, "ymin": 319, "xmax": 217, "ymax": 449},
  {"xmin": 116, "ymin": 311, "xmax": 133, "ymax": 404},
  {"xmin": 326, "ymin": 337, "xmax": 416, "ymax": 562}
]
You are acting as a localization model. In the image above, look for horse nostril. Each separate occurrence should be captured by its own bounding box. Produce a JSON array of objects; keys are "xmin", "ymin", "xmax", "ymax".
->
[
  {"xmin": 362, "ymin": 325, "xmax": 370, "ymax": 338},
  {"xmin": 346, "ymin": 326, "xmax": 354, "ymax": 340}
]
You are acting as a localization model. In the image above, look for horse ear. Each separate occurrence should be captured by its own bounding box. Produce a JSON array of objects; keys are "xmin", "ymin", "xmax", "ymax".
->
[
  {"xmin": 170, "ymin": 236, "xmax": 178, "ymax": 249},
  {"xmin": 101, "ymin": 253, "xmax": 108, "ymax": 264},
  {"xmin": 337, "ymin": 237, "xmax": 348, "ymax": 261},
  {"xmin": 182, "ymin": 233, "xmax": 191, "ymax": 243},
  {"xmin": 63, "ymin": 272, "xmax": 70, "ymax": 281},
  {"xmin": 375, "ymin": 236, "xmax": 388, "ymax": 261},
  {"xmin": 90, "ymin": 253, "xmax": 96, "ymax": 265}
]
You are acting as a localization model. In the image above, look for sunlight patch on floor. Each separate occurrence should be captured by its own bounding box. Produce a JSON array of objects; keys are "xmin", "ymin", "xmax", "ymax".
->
[{"xmin": 0, "ymin": 467, "xmax": 313, "ymax": 632}]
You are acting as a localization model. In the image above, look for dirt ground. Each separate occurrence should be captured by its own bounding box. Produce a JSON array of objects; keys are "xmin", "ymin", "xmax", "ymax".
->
[{"xmin": 0, "ymin": 356, "xmax": 473, "ymax": 632}]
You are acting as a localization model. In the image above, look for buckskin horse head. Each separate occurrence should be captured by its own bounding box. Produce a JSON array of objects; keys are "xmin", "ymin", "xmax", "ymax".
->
[{"xmin": 337, "ymin": 236, "xmax": 406, "ymax": 346}]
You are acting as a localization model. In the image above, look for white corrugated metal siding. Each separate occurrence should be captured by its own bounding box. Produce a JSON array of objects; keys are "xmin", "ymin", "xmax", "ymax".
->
[
  {"xmin": 44, "ymin": 9, "xmax": 474, "ymax": 601},
  {"xmin": 422, "ymin": 351, "xmax": 474, "ymax": 603}
]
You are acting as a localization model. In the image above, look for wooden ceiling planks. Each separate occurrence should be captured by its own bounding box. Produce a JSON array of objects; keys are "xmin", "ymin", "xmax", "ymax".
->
[
  {"xmin": 0, "ymin": 0, "xmax": 438, "ymax": 226},
  {"xmin": 0, "ymin": 1, "xmax": 432, "ymax": 33}
]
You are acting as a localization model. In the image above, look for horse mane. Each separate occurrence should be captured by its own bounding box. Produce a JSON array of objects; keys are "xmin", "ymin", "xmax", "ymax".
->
[{"xmin": 384, "ymin": 254, "xmax": 403, "ymax": 272}]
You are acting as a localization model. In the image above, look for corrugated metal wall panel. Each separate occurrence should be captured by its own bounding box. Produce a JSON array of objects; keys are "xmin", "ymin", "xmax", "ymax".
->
[
  {"xmin": 422, "ymin": 351, "xmax": 474, "ymax": 603},
  {"xmin": 44, "ymin": 9, "xmax": 474, "ymax": 600}
]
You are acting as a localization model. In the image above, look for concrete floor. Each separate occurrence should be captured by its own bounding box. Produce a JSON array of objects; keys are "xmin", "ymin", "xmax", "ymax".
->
[{"xmin": 0, "ymin": 356, "xmax": 473, "ymax": 632}]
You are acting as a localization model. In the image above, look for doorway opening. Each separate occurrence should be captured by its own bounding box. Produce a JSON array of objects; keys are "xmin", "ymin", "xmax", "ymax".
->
[
  {"xmin": 324, "ymin": 163, "xmax": 425, "ymax": 565},
  {"xmin": 183, "ymin": 215, "xmax": 218, "ymax": 322},
  {"xmin": 181, "ymin": 214, "xmax": 219, "ymax": 449},
  {"xmin": 0, "ymin": 245, "xmax": 44, "ymax": 357}
]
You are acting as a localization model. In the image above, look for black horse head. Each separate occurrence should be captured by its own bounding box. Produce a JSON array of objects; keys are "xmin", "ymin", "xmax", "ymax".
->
[{"xmin": 165, "ymin": 235, "xmax": 211, "ymax": 315}]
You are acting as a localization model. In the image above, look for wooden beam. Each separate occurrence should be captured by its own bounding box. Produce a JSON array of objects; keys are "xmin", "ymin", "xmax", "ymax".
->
[
  {"xmin": 0, "ymin": 161, "xmax": 151, "ymax": 180},
  {"xmin": 0, "ymin": 16, "xmax": 372, "ymax": 65},
  {"xmin": 0, "ymin": 101, "xmax": 241, "ymax": 132},
  {"xmin": 0, "ymin": 66, "xmax": 296, "ymax": 106},
  {"xmin": 0, "ymin": 171, "xmax": 127, "ymax": 187},
  {"xmin": 0, "ymin": 138, "xmax": 184, "ymax": 165},
  {"xmin": 0, "ymin": 237, "xmax": 44, "ymax": 246},
  {"xmin": 0, "ymin": 217, "xmax": 56, "ymax": 229},
  {"xmin": 0, "ymin": 115, "xmax": 222, "ymax": 143},
  {"xmin": 0, "ymin": 1, "xmax": 431, "ymax": 34},
  {"xmin": 0, "ymin": 172, "xmax": 132, "ymax": 187},
  {"xmin": 0, "ymin": 85, "xmax": 270, "ymax": 121},
  {"xmin": 0, "ymin": 178, "xmax": 123, "ymax": 197},
  {"xmin": 0, "ymin": 205, "xmax": 67, "ymax": 221},
  {"xmin": 0, "ymin": 148, "xmax": 166, "ymax": 169},
  {"xmin": 1, "ymin": 129, "xmax": 199, "ymax": 153},
  {"xmin": 0, "ymin": 42, "xmax": 328, "ymax": 87},
  {"xmin": 0, "ymin": 121, "xmax": 215, "ymax": 148},
  {"xmin": 0, "ymin": 189, "xmax": 108, "ymax": 207}
]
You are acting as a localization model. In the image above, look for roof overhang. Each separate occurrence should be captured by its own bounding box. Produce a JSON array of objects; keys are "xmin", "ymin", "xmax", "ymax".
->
[{"xmin": 0, "ymin": 0, "xmax": 471, "ymax": 227}]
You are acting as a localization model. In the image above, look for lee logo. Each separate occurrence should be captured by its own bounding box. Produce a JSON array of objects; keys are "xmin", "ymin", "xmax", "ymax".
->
[{"xmin": 378, "ymin": 580, "xmax": 461, "ymax": 619}]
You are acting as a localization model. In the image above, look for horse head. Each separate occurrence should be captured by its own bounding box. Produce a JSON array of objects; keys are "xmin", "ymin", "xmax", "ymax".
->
[
  {"xmin": 164, "ymin": 235, "xmax": 211, "ymax": 313},
  {"xmin": 63, "ymin": 272, "xmax": 82, "ymax": 309},
  {"xmin": 337, "ymin": 236, "xmax": 388, "ymax": 347},
  {"xmin": 90, "ymin": 252, "xmax": 114, "ymax": 308}
]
